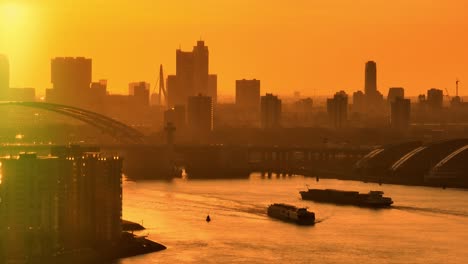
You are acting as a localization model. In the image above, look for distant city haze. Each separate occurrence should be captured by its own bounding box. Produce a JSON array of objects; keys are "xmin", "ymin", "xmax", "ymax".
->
[{"xmin": 0, "ymin": 0, "xmax": 467, "ymax": 98}]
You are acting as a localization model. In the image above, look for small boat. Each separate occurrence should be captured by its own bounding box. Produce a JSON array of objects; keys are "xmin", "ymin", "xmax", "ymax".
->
[
  {"xmin": 206, "ymin": 215, "xmax": 211, "ymax": 222},
  {"xmin": 267, "ymin": 203, "xmax": 315, "ymax": 225}
]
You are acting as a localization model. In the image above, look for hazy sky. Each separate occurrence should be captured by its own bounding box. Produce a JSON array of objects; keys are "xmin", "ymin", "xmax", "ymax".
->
[{"xmin": 1, "ymin": 0, "xmax": 467, "ymax": 99}]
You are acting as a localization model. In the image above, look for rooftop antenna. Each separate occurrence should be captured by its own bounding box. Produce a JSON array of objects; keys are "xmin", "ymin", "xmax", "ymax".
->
[{"xmin": 456, "ymin": 78, "xmax": 460, "ymax": 97}]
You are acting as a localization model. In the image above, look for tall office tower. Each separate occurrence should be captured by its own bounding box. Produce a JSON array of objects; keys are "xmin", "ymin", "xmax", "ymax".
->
[
  {"xmin": 47, "ymin": 57, "xmax": 92, "ymax": 108},
  {"xmin": 387, "ymin": 87, "xmax": 405, "ymax": 104},
  {"xmin": 0, "ymin": 54, "xmax": 9, "ymax": 100},
  {"xmin": 352, "ymin": 90, "xmax": 366, "ymax": 113},
  {"xmin": 129, "ymin": 81, "xmax": 150, "ymax": 106},
  {"xmin": 187, "ymin": 94, "xmax": 213, "ymax": 133},
  {"xmin": 0, "ymin": 148, "xmax": 123, "ymax": 260},
  {"xmin": 167, "ymin": 41, "xmax": 217, "ymax": 107},
  {"xmin": 427, "ymin": 88, "xmax": 443, "ymax": 110},
  {"xmin": 236, "ymin": 79, "xmax": 260, "ymax": 111},
  {"xmin": 327, "ymin": 91, "xmax": 348, "ymax": 129},
  {"xmin": 391, "ymin": 97, "xmax": 411, "ymax": 131},
  {"xmin": 363, "ymin": 61, "xmax": 384, "ymax": 110},
  {"xmin": 260, "ymin": 93, "xmax": 282, "ymax": 129},
  {"xmin": 365, "ymin": 61, "xmax": 377, "ymax": 96}
]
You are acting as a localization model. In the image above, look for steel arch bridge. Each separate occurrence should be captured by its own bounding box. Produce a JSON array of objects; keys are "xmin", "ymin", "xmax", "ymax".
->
[{"xmin": 0, "ymin": 101, "xmax": 146, "ymax": 143}]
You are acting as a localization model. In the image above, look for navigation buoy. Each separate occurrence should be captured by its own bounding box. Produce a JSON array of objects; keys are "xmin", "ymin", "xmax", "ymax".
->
[{"xmin": 206, "ymin": 215, "xmax": 211, "ymax": 222}]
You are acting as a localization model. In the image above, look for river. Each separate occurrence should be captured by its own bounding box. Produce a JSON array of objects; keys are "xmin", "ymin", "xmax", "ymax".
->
[{"xmin": 116, "ymin": 174, "xmax": 468, "ymax": 264}]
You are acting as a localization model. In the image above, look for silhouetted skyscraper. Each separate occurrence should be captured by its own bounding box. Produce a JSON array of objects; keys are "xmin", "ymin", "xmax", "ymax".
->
[
  {"xmin": 327, "ymin": 91, "xmax": 348, "ymax": 128},
  {"xmin": 391, "ymin": 97, "xmax": 411, "ymax": 131},
  {"xmin": 427, "ymin": 88, "xmax": 443, "ymax": 110},
  {"xmin": 167, "ymin": 41, "xmax": 217, "ymax": 107},
  {"xmin": 187, "ymin": 94, "xmax": 213, "ymax": 134},
  {"xmin": 363, "ymin": 61, "xmax": 384, "ymax": 111},
  {"xmin": 47, "ymin": 57, "xmax": 92, "ymax": 108},
  {"xmin": 236, "ymin": 79, "xmax": 260, "ymax": 111},
  {"xmin": 260, "ymin": 93, "xmax": 281, "ymax": 129},
  {"xmin": 365, "ymin": 61, "xmax": 377, "ymax": 96},
  {"xmin": 0, "ymin": 54, "xmax": 9, "ymax": 100},
  {"xmin": 387, "ymin": 87, "xmax": 405, "ymax": 104}
]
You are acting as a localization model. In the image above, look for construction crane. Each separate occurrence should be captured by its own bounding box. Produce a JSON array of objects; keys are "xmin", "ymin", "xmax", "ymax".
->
[
  {"xmin": 444, "ymin": 87, "xmax": 451, "ymax": 101},
  {"xmin": 153, "ymin": 64, "xmax": 168, "ymax": 107}
]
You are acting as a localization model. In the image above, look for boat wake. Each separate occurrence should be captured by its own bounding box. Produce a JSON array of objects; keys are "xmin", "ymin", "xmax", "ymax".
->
[{"xmin": 393, "ymin": 205, "xmax": 468, "ymax": 217}]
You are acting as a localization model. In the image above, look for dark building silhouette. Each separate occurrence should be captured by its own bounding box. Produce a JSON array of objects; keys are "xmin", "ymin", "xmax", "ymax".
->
[
  {"xmin": 129, "ymin": 82, "xmax": 150, "ymax": 107},
  {"xmin": 187, "ymin": 94, "xmax": 213, "ymax": 134},
  {"xmin": 387, "ymin": 87, "xmax": 405, "ymax": 104},
  {"xmin": 327, "ymin": 91, "xmax": 348, "ymax": 128},
  {"xmin": 260, "ymin": 93, "xmax": 281, "ymax": 129},
  {"xmin": 352, "ymin": 90, "xmax": 365, "ymax": 113},
  {"xmin": 391, "ymin": 97, "xmax": 411, "ymax": 131},
  {"xmin": 364, "ymin": 61, "xmax": 384, "ymax": 110},
  {"xmin": 0, "ymin": 54, "xmax": 9, "ymax": 100},
  {"xmin": 46, "ymin": 57, "xmax": 92, "ymax": 108},
  {"xmin": 236, "ymin": 79, "xmax": 260, "ymax": 111},
  {"xmin": 0, "ymin": 148, "xmax": 122, "ymax": 260},
  {"xmin": 89, "ymin": 80, "xmax": 107, "ymax": 113},
  {"xmin": 167, "ymin": 41, "xmax": 217, "ymax": 107},
  {"xmin": 427, "ymin": 88, "xmax": 443, "ymax": 110},
  {"xmin": 365, "ymin": 61, "xmax": 377, "ymax": 96}
]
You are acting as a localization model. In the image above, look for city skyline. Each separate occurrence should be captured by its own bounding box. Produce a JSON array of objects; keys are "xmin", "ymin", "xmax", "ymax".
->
[{"xmin": 1, "ymin": 1, "xmax": 467, "ymax": 97}]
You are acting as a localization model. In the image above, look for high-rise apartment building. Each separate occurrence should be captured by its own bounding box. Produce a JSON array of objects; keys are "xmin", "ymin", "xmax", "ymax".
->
[
  {"xmin": 327, "ymin": 91, "xmax": 348, "ymax": 128},
  {"xmin": 46, "ymin": 57, "xmax": 92, "ymax": 108},
  {"xmin": 0, "ymin": 147, "xmax": 122, "ymax": 260},
  {"xmin": 427, "ymin": 88, "xmax": 443, "ymax": 110},
  {"xmin": 236, "ymin": 79, "xmax": 260, "ymax": 111},
  {"xmin": 260, "ymin": 93, "xmax": 282, "ymax": 129}
]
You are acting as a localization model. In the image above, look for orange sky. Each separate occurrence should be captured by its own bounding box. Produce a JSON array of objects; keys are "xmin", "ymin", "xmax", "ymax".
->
[{"xmin": 1, "ymin": 0, "xmax": 467, "ymax": 99}]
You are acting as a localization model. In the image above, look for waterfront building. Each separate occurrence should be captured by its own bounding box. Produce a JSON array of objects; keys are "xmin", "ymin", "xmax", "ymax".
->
[{"xmin": 0, "ymin": 147, "xmax": 123, "ymax": 260}]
